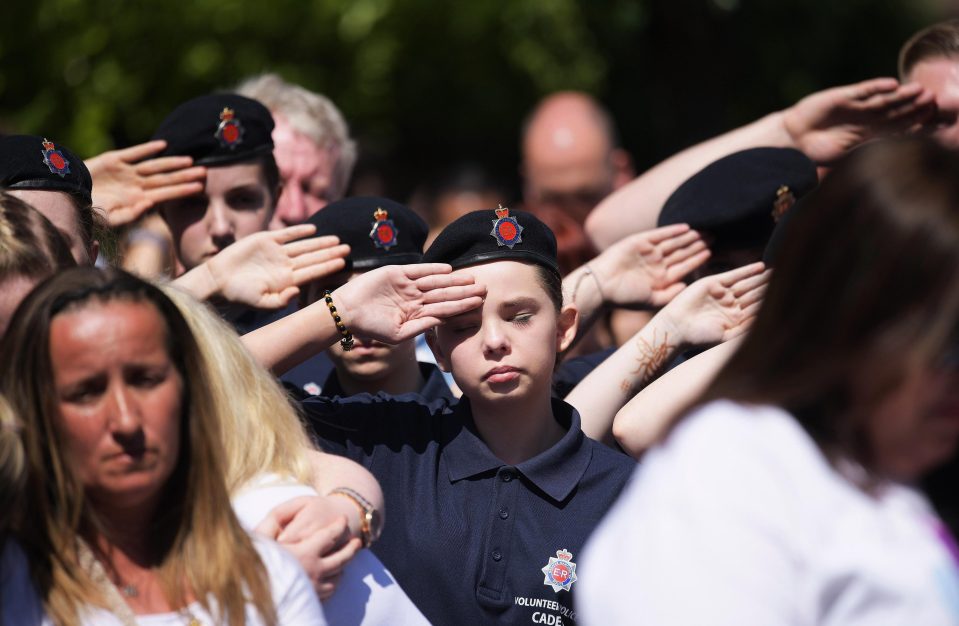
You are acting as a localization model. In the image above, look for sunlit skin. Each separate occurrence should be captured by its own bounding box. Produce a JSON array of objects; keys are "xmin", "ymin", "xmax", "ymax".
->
[
  {"xmin": 906, "ymin": 56, "xmax": 959, "ymax": 149},
  {"xmin": 50, "ymin": 300, "xmax": 183, "ymax": 513},
  {"xmin": 161, "ymin": 162, "xmax": 273, "ymax": 271},
  {"xmin": 269, "ymin": 115, "xmax": 337, "ymax": 229},
  {"xmin": 867, "ymin": 364, "xmax": 959, "ymax": 481},
  {"xmin": 7, "ymin": 189, "xmax": 95, "ymax": 264}
]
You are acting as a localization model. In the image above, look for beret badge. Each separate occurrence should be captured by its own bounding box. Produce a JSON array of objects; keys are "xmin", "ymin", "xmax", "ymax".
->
[
  {"xmin": 214, "ymin": 107, "xmax": 244, "ymax": 149},
  {"xmin": 40, "ymin": 138, "xmax": 71, "ymax": 178},
  {"xmin": 772, "ymin": 185, "xmax": 795, "ymax": 222},
  {"xmin": 369, "ymin": 207, "xmax": 398, "ymax": 251},
  {"xmin": 490, "ymin": 205, "xmax": 523, "ymax": 249}
]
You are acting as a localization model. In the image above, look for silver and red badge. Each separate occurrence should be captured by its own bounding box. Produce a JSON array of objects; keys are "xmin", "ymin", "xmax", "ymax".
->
[
  {"xmin": 40, "ymin": 138, "xmax": 71, "ymax": 178},
  {"xmin": 541, "ymin": 548, "xmax": 578, "ymax": 593},
  {"xmin": 490, "ymin": 205, "xmax": 523, "ymax": 248},
  {"xmin": 215, "ymin": 107, "xmax": 244, "ymax": 149},
  {"xmin": 369, "ymin": 207, "xmax": 398, "ymax": 251}
]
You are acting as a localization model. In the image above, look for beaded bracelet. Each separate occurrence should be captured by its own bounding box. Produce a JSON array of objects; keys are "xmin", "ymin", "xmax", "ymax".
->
[{"xmin": 324, "ymin": 290, "xmax": 355, "ymax": 351}]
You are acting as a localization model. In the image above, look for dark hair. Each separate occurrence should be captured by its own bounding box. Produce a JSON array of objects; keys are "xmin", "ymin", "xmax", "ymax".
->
[
  {"xmin": 535, "ymin": 263, "xmax": 563, "ymax": 312},
  {"xmin": 694, "ymin": 138, "xmax": 959, "ymax": 474},
  {"xmin": 899, "ymin": 20, "xmax": 959, "ymax": 79},
  {"xmin": 257, "ymin": 152, "xmax": 281, "ymax": 204}
]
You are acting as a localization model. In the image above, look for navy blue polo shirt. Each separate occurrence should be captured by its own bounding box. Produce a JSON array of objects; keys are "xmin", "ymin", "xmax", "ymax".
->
[
  {"xmin": 301, "ymin": 394, "xmax": 635, "ymax": 625},
  {"xmin": 308, "ymin": 361, "xmax": 454, "ymax": 403}
]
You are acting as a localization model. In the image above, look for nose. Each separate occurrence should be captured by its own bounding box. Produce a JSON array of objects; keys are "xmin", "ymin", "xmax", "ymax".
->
[
  {"xmin": 206, "ymin": 201, "xmax": 235, "ymax": 248},
  {"xmin": 107, "ymin": 383, "xmax": 142, "ymax": 437},
  {"xmin": 481, "ymin": 319, "xmax": 510, "ymax": 357},
  {"xmin": 276, "ymin": 184, "xmax": 308, "ymax": 226}
]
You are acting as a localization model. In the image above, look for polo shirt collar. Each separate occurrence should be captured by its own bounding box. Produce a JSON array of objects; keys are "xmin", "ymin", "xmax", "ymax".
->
[{"xmin": 443, "ymin": 398, "xmax": 593, "ymax": 503}]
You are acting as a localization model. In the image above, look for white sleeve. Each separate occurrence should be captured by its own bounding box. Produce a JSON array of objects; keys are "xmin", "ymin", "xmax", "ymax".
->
[
  {"xmin": 322, "ymin": 550, "xmax": 430, "ymax": 626},
  {"xmin": 255, "ymin": 538, "xmax": 328, "ymax": 626},
  {"xmin": 579, "ymin": 402, "xmax": 811, "ymax": 626}
]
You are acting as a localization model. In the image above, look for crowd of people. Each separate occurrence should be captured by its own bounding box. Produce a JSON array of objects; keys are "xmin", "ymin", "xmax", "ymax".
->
[{"xmin": 1, "ymin": 16, "xmax": 959, "ymax": 626}]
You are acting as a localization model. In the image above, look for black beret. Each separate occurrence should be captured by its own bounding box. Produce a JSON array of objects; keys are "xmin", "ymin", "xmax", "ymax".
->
[
  {"xmin": 151, "ymin": 93, "xmax": 274, "ymax": 166},
  {"xmin": 306, "ymin": 196, "xmax": 428, "ymax": 270},
  {"xmin": 0, "ymin": 135, "xmax": 92, "ymax": 205},
  {"xmin": 658, "ymin": 147, "xmax": 817, "ymax": 249},
  {"xmin": 423, "ymin": 206, "xmax": 559, "ymax": 275}
]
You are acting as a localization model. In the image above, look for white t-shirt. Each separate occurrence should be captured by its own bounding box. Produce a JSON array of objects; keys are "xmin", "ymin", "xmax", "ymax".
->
[
  {"xmin": 579, "ymin": 400, "xmax": 959, "ymax": 626},
  {"xmin": 1, "ymin": 535, "xmax": 325, "ymax": 626},
  {"xmin": 232, "ymin": 474, "xmax": 429, "ymax": 626}
]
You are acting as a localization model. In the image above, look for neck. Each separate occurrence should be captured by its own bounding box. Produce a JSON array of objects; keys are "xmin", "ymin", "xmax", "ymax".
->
[
  {"xmin": 85, "ymin": 499, "xmax": 162, "ymax": 566},
  {"xmin": 470, "ymin": 390, "xmax": 565, "ymax": 465},
  {"xmin": 337, "ymin": 364, "xmax": 425, "ymax": 396}
]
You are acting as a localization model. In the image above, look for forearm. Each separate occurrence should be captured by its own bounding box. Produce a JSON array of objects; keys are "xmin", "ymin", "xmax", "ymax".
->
[
  {"xmin": 612, "ymin": 337, "xmax": 740, "ymax": 458},
  {"xmin": 566, "ymin": 314, "xmax": 683, "ymax": 443},
  {"xmin": 586, "ymin": 112, "xmax": 794, "ymax": 249},
  {"xmin": 309, "ymin": 450, "xmax": 385, "ymax": 539},
  {"xmin": 171, "ymin": 263, "xmax": 219, "ymax": 301},
  {"xmin": 242, "ymin": 301, "xmax": 339, "ymax": 373}
]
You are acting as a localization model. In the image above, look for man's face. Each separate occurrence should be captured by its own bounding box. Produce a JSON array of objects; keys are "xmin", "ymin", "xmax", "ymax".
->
[
  {"xmin": 269, "ymin": 115, "xmax": 337, "ymax": 229},
  {"xmin": 523, "ymin": 130, "xmax": 615, "ymax": 225},
  {"xmin": 906, "ymin": 56, "xmax": 959, "ymax": 149}
]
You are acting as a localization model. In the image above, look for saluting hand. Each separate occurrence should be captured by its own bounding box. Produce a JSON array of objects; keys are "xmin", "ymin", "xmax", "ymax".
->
[
  {"xmin": 588, "ymin": 223, "xmax": 711, "ymax": 308},
  {"xmin": 782, "ymin": 77, "xmax": 935, "ymax": 164},
  {"xmin": 86, "ymin": 139, "xmax": 207, "ymax": 227},
  {"xmin": 653, "ymin": 262, "xmax": 769, "ymax": 347},
  {"xmin": 334, "ymin": 263, "xmax": 486, "ymax": 343}
]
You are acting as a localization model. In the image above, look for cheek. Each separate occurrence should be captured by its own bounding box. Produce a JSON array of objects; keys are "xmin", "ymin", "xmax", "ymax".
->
[
  {"xmin": 56, "ymin": 407, "xmax": 106, "ymax": 477},
  {"xmin": 149, "ymin": 383, "xmax": 184, "ymax": 465},
  {"xmin": 231, "ymin": 208, "xmax": 271, "ymax": 239}
]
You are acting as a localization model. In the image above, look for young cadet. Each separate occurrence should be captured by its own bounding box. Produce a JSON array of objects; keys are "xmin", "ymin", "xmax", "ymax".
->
[
  {"xmin": 242, "ymin": 208, "xmax": 636, "ymax": 625},
  {"xmin": 149, "ymin": 93, "xmax": 349, "ymax": 329},
  {"xmin": 282, "ymin": 196, "xmax": 454, "ymax": 401}
]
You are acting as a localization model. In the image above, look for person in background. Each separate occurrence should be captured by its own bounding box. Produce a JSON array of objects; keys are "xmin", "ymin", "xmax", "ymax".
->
[
  {"xmin": 237, "ymin": 73, "xmax": 357, "ymax": 229},
  {"xmin": 579, "ymin": 137, "xmax": 959, "ymax": 626},
  {"xmin": 2, "ymin": 267, "xmax": 326, "ymax": 625}
]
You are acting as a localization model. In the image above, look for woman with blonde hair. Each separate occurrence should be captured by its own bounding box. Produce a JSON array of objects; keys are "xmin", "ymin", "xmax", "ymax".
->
[
  {"xmin": 161, "ymin": 285, "xmax": 428, "ymax": 624},
  {"xmin": 1, "ymin": 267, "xmax": 325, "ymax": 625}
]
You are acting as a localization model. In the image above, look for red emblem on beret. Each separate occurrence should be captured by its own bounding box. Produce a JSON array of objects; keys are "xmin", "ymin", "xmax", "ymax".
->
[
  {"xmin": 40, "ymin": 138, "xmax": 71, "ymax": 178},
  {"xmin": 215, "ymin": 107, "xmax": 244, "ymax": 149},
  {"xmin": 370, "ymin": 207, "xmax": 398, "ymax": 251},
  {"xmin": 490, "ymin": 205, "xmax": 523, "ymax": 248}
]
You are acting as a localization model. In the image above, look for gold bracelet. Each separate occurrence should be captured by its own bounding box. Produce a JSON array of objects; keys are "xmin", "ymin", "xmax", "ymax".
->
[{"xmin": 324, "ymin": 290, "xmax": 354, "ymax": 351}]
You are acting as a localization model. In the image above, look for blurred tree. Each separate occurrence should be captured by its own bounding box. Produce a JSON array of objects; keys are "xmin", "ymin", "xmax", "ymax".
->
[{"xmin": 0, "ymin": 0, "xmax": 944, "ymax": 201}]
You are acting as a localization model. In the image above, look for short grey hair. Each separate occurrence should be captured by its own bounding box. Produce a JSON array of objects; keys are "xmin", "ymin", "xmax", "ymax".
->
[{"xmin": 236, "ymin": 73, "xmax": 357, "ymax": 200}]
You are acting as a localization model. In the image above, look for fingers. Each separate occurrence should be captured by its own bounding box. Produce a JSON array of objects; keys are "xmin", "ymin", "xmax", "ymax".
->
[
  {"xmin": 420, "ymin": 283, "xmax": 487, "ymax": 305},
  {"xmin": 141, "ymin": 165, "xmax": 207, "ymax": 189},
  {"xmin": 401, "ymin": 263, "xmax": 454, "ymax": 280},
  {"xmin": 283, "ymin": 237, "xmax": 344, "ymax": 258},
  {"xmin": 665, "ymin": 248, "xmax": 711, "ymax": 282},
  {"xmin": 730, "ymin": 268, "xmax": 771, "ymax": 296},
  {"xmin": 280, "ymin": 513, "xmax": 349, "ymax": 548},
  {"xmin": 845, "ymin": 77, "xmax": 900, "ymax": 102},
  {"xmin": 256, "ymin": 496, "xmax": 313, "ymax": 539},
  {"xmin": 271, "ymin": 224, "xmax": 321, "ymax": 245},
  {"xmin": 144, "ymin": 181, "xmax": 205, "ymax": 204},
  {"xmin": 292, "ymin": 258, "xmax": 348, "ymax": 285},
  {"xmin": 716, "ymin": 262, "xmax": 766, "ymax": 287},
  {"xmin": 419, "ymin": 296, "xmax": 485, "ymax": 318},
  {"xmin": 112, "ymin": 139, "xmax": 170, "ymax": 163},
  {"xmin": 136, "ymin": 155, "xmax": 198, "ymax": 176},
  {"xmin": 291, "ymin": 245, "xmax": 351, "ymax": 269},
  {"xmin": 413, "ymin": 272, "xmax": 477, "ymax": 291},
  {"xmin": 636, "ymin": 223, "xmax": 690, "ymax": 244},
  {"xmin": 656, "ymin": 229, "xmax": 703, "ymax": 256}
]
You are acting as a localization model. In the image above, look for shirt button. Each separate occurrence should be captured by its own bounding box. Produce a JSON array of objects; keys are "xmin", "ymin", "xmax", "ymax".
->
[
  {"xmin": 501, "ymin": 471, "xmax": 514, "ymax": 482},
  {"xmin": 491, "ymin": 550, "xmax": 502, "ymax": 562},
  {"xmin": 499, "ymin": 508, "xmax": 509, "ymax": 520}
]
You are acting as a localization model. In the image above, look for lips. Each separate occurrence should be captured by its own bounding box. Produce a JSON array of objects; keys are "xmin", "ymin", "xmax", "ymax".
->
[{"xmin": 483, "ymin": 365, "xmax": 521, "ymax": 384}]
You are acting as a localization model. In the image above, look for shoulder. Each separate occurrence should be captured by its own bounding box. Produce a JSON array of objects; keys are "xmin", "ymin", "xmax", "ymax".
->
[{"xmin": 1, "ymin": 539, "xmax": 44, "ymax": 626}]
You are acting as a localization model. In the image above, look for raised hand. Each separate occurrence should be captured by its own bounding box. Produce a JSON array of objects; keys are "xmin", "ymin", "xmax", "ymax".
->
[
  {"xmin": 655, "ymin": 262, "xmax": 769, "ymax": 347},
  {"xmin": 589, "ymin": 223, "xmax": 710, "ymax": 308},
  {"xmin": 334, "ymin": 263, "xmax": 486, "ymax": 343},
  {"xmin": 782, "ymin": 78, "xmax": 935, "ymax": 164},
  {"xmin": 86, "ymin": 139, "xmax": 206, "ymax": 227},
  {"xmin": 175, "ymin": 224, "xmax": 350, "ymax": 308}
]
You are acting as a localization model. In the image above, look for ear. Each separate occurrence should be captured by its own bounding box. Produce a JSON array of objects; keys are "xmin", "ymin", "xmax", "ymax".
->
[
  {"xmin": 556, "ymin": 304, "xmax": 578, "ymax": 353},
  {"xmin": 88, "ymin": 239, "xmax": 100, "ymax": 265},
  {"xmin": 425, "ymin": 329, "xmax": 451, "ymax": 373}
]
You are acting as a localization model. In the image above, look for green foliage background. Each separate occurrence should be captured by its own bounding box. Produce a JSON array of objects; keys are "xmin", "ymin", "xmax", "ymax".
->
[{"xmin": 0, "ymin": 0, "xmax": 944, "ymax": 200}]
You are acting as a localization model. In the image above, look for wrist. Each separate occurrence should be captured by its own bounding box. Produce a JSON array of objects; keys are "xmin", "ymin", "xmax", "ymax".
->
[
  {"xmin": 328, "ymin": 487, "xmax": 382, "ymax": 548},
  {"xmin": 173, "ymin": 262, "xmax": 220, "ymax": 301}
]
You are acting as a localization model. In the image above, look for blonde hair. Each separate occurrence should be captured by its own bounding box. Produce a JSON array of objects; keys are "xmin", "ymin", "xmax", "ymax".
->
[
  {"xmin": 161, "ymin": 285, "xmax": 314, "ymax": 491},
  {"xmin": 0, "ymin": 394, "xmax": 25, "ymax": 537},
  {"xmin": 2, "ymin": 268, "xmax": 276, "ymax": 626}
]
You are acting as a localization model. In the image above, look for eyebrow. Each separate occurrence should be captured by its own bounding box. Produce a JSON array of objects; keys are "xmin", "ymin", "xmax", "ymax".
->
[{"xmin": 500, "ymin": 297, "xmax": 540, "ymax": 310}]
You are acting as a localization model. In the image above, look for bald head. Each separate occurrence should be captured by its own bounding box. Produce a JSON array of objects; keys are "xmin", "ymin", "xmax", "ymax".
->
[{"xmin": 521, "ymin": 92, "xmax": 632, "ymax": 224}]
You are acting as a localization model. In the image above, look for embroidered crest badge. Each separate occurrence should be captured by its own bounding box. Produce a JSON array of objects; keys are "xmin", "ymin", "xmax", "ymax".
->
[
  {"xmin": 541, "ymin": 548, "xmax": 578, "ymax": 593},
  {"xmin": 771, "ymin": 184, "xmax": 795, "ymax": 222},
  {"xmin": 490, "ymin": 205, "xmax": 523, "ymax": 249},
  {"xmin": 369, "ymin": 207, "xmax": 398, "ymax": 251},
  {"xmin": 40, "ymin": 138, "xmax": 71, "ymax": 178},
  {"xmin": 215, "ymin": 107, "xmax": 244, "ymax": 149}
]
